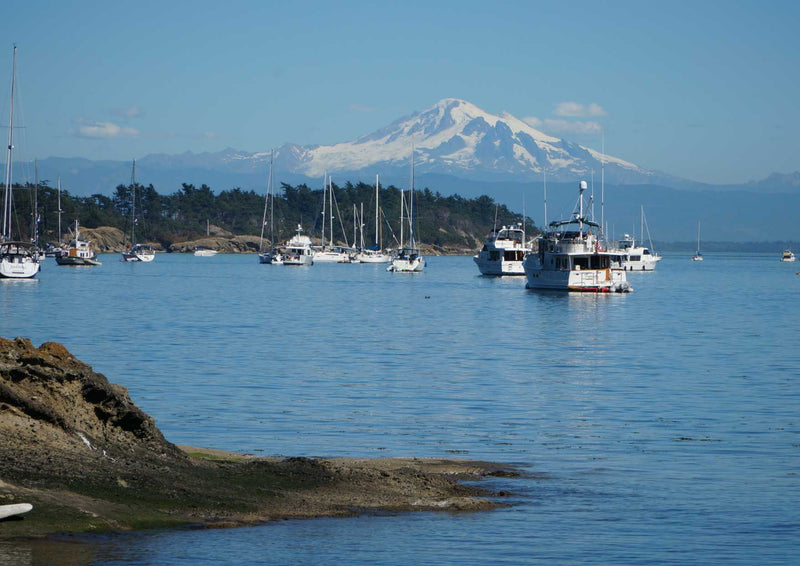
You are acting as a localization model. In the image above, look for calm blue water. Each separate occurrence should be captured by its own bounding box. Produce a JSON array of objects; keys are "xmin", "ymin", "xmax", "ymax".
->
[{"xmin": 2, "ymin": 253, "xmax": 799, "ymax": 565}]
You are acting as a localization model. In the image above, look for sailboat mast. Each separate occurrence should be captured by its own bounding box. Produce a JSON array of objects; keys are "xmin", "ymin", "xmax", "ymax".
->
[
  {"xmin": 409, "ymin": 145, "xmax": 415, "ymax": 249},
  {"xmin": 130, "ymin": 159, "xmax": 136, "ymax": 246},
  {"xmin": 375, "ymin": 174, "xmax": 379, "ymax": 247},
  {"xmin": 259, "ymin": 153, "xmax": 271, "ymax": 250},
  {"xmin": 269, "ymin": 150, "xmax": 274, "ymax": 247},
  {"xmin": 57, "ymin": 176, "xmax": 62, "ymax": 245},
  {"xmin": 3, "ymin": 45, "xmax": 17, "ymax": 240},
  {"xmin": 601, "ymin": 131, "xmax": 605, "ymax": 245},
  {"xmin": 33, "ymin": 159, "xmax": 38, "ymax": 243},
  {"xmin": 522, "ymin": 196, "xmax": 526, "ymax": 245},
  {"xmin": 640, "ymin": 205, "xmax": 644, "ymax": 244},
  {"xmin": 321, "ymin": 173, "xmax": 326, "ymax": 249},
  {"xmin": 399, "ymin": 189, "xmax": 404, "ymax": 250},
  {"xmin": 329, "ymin": 177, "xmax": 334, "ymax": 247},
  {"xmin": 543, "ymin": 168, "xmax": 548, "ymax": 230},
  {"xmin": 697, "ymin": 220, "xmax": 701, "ymax": 254}
]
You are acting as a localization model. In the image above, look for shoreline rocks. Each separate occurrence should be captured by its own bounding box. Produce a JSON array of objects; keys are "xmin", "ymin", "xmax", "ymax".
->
[{"xmin": 0, "ymin": 338, "xmax": 514, "ymax": 539}]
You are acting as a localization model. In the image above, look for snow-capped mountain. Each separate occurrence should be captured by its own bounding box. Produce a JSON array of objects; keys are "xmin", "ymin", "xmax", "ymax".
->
[
  {"xmin": 125, "ymin": 98, "xmax": 686, "ymax": 187},
  {"xmin": 270, "ymin": 98, "xmax": 650, "ymax": 183}
]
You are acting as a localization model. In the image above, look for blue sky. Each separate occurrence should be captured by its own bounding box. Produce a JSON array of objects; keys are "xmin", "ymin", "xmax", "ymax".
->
[{"xmin": 2, "ymin": 0, "xmax": 798, "ymax": 184}]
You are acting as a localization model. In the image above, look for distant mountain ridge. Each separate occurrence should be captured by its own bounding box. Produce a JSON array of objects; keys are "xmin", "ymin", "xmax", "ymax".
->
[
  {"xmin": 4, "ymin": 98, "xmax": 799, "ymax": 241},
  {"xmin": 139, "ymin": 98, "xmax": 686, "ymax": 186}
]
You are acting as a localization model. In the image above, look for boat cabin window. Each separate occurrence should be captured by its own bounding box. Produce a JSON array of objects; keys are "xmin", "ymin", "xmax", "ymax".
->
[{"xmin": 573, "ymin": 255, "xmax": 611, "ymax": 270}]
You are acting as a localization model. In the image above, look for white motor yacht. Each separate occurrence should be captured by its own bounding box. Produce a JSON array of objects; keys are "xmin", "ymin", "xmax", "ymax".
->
[
  {"xmin": 523, "ymin": 181, "xmax": 631, "ymax": 293},
  {"xmin": 283, "ymin": 224, "xmax": 314, "ymax": 266},
  {"xmin": 614, "ymin": 234, "xmax": 661, "ymax": 271},
  {"xmin": 473, "ymin": 223, "xmax": 531, "ymax": 275}
]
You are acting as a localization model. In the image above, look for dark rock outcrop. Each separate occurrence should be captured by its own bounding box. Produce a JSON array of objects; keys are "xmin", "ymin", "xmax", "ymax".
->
[{"xmin": 0, "ymin": 338, "xmax": 512, "ymax": 538}]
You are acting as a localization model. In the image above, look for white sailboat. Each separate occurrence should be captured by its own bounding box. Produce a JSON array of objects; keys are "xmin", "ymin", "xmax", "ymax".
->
[
  {"xmin": 258, "ymin": 151, "xmax": 283, "ymax": 265},
  {"xmin": 0, "ymin": 45, "xmax": 41, "ymax": 279},
  {"xmin": 121, "ymin": 160, "xmax": 155, "ymax": 262},
  {"xmin": 387, "ymin": 147, "xmax": 425, "ymax": 273},
  {"xmin": 692, "ymin": 221, "xmax": 704, "ymax": 261},
  {"xmin": 357, "ymin": 174, "xmax": 391, "ymax": 263},
  {"xmin": 314, "ymin": 175, "xmax": 351, "ymax": 263}
]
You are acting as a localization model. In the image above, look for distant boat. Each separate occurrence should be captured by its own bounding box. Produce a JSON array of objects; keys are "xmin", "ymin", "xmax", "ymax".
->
[
  {"xmin": 194, "ymin": 246, "xmax": 218, "ymax": 257},
  {"xmin": 0, "ymin": 45, "xmax": 40, "ymax": 279},
  {"xmin": 356, "ymin": 175, "xmax": 391, "ymax": 263},
  {"xmin": 388, "ymin": 147, "xmax": 425, "ymax": 273},
  {"xmin": 614, "ymin": 206, "xmax": 662, "ymax": 271},
  {"xmin": 282, "ymin": 224, "xmax": 314, "ymax": 266},
  {"xmin": 120, "ymin": 160, "xmax": 155, "ymax": 263},
  {"xmin": 692, "ymin": 221, "xmax": 704, "ymax": 261},
  {"xmin": 523, "ymin": 180, "xmax": 632, "ymax": 293},
  {"xmin": 473, "ymin": 223, "xmax": 531, "ymax": 276},
  {"xmin": 781, "ymin": 249, "xmax": 795, "ymax": 262},
  {"xmin": 55, "ymin": 220, "xmax": 101, "ymax": 266},
  {"xmin": 258, "ymin": 151, "xmax": 283, "ymax": 265}
]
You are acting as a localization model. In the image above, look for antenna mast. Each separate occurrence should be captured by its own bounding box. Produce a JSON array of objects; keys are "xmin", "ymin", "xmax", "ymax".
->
[{"xmin": 3, "ymin": 45, "xmax": 17, "ymax": 239}]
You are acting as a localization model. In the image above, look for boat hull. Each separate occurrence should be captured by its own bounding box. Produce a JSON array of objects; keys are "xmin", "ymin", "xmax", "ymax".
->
[
  {"xmin": 473, "ymin": 254, "xmax": 525, "ymax": 276},
  {"xmin": 0, "ymin": 242, "xmax": 41, "ymax": 278},
  {"xmin": 55, "ymin": 256, "xmax": 101, "ymax": 266},
  {"xmin": 356, "ymin": 252, "xmax": 391, "ymax": 263},
  {"xmin": 387, "ymin": 256, "xmax": 425, "ymax": 273},
  {"xmin": 283, "ymin": 255, "xmax": 313, "ymax": 266},
  {"xmin": 258, "ymin": 251, "xmax": 283, "ymax": 264},
  {"xmin": 0, "ymin": 256, "xmax": 40, "ymax": 278},
  {"xmin": 524, "ymin": 267, "xmax": 631, "ymax": 292},
  {"xmin": 313, "ymin": 250, "xmax": 351, "ymax": 263},
  {"xmin": 121, "ymin": 253, "xmax": 155, "ymax": 262}
]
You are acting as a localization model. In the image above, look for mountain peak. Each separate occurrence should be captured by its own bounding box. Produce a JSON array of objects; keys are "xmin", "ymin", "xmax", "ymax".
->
[{"xmin": 280, "ymin": 98, "xmax": 645, "ymax": 182}]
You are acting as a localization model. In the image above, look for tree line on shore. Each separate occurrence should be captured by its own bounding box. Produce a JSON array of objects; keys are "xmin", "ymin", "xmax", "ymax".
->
[{"xmin": 3, "ymin": 180, "xmax": 538, "ymax": 250}]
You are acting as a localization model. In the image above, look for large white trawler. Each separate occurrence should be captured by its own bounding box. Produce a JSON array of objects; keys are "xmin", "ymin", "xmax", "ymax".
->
[
  {"xmin": 473, "ymin": 223, "xmax": 531, "ymax": 275},
  {"xmin": 523, "ymin": 180, "xmax": 632, "ymax": 293},
  {"xmin": 282, "ymin": 224, "xmax": 314, "ymax": 266}
]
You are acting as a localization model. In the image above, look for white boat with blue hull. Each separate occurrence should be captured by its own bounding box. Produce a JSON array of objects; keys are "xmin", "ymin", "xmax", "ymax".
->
[
  {"xmin": 523, "ymin": 180, "xmax": 631, "ymax": 293},
  {"xmin": 473, "ymin": 223, "xmax": 530, "ymax": 276}
]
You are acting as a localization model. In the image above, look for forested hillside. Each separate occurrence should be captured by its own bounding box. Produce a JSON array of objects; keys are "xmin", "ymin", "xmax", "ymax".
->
[{"xmin": 3, "ymin": 180, "xmax": 538, "ymax": 251}]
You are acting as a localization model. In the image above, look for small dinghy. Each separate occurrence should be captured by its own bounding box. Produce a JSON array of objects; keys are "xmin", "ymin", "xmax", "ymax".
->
[{"xmin": 0, "ymin": 503, "xmax": 33, "ymax": 520}]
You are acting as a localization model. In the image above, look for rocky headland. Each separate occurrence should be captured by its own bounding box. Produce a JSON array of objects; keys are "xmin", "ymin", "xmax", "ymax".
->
[{"xmin": 0, "ymin": 338, "xmax": 514, "ymax": 539}]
